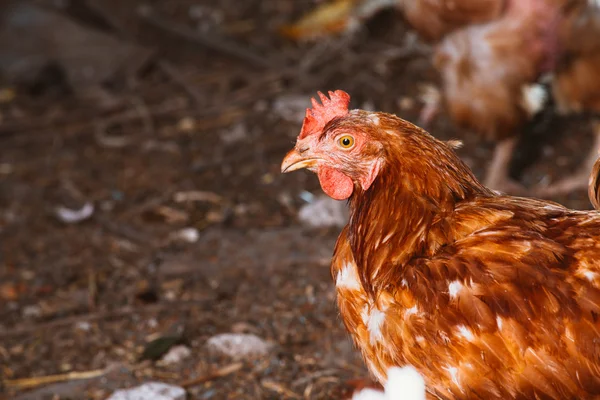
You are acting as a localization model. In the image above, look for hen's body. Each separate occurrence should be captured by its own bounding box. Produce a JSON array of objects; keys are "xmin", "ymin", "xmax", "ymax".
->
[
  {"xmin": 282, "ymin": 91, "xmax": 600, "ymax": 399},
  {"xmin": 328, "ymin": 114, "xmax": 600, "ymax": 398}
]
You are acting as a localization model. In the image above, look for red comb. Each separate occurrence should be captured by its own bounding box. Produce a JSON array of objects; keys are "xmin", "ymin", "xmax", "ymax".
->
[{"xmin": 299, "ymin": 90, "xmax": 351, "ymax": 139}]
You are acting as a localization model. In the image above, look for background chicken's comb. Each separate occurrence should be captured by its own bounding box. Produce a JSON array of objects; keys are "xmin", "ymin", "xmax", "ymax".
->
[{"xmin": 299, "ymin": 90, "xmax": 351, "ymax": 139}]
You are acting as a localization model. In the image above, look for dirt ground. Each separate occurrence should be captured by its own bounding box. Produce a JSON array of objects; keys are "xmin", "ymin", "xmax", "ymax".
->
[{"xmin": 0, "ymin": 1, "xmax": 596, "ymax": 399}]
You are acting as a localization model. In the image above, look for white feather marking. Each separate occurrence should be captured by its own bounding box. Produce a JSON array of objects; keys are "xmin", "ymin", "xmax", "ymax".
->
[
  {"xmin": 385, "ymin": 366, "xmax": 426, "ymax": 400},
  {"xmin": 362, "ymin": 305, "xmax": 387, "ymax": 345},
  {"xmin": 444, "ymin": 365, "xmax": 460, "ymax": 387},
  {"xmin": 439, "ymin": 331, "xmax": 451, "ymax": 344},
  {"xmin": 521, "ymin": 83, "xmax": 548, "ymax": 117},
  {"xmin": 401, "ymin": 279, "xmax": 408, "ymax": 287},
  {"xmin": 361, "ymin": 305, "xmax": 370, "ymax": 326},
  {"xmin": 352, "ymin": 388, "xmax": 384, "ymax": 400},
  {"xmin": 496, "ymin": 316, "xmax": 503, "ymax": 331},
  {"xmin": 583, "ymin": 270, "xmax": 597, "ymax": 281},
  {"xmin": 565, "ymin": 326, "xmax": 575, "ymax": 342},
  {"xmin": 336, "ymin": 262, "xmax": 361, "ymax": 290},
  {"xmin": 382, "ymin": 231, "xmax": 394, "ymax": 244},
  {"xmin": 352, "ymin": 365, "xmax": 426, "ymax": 400},
  {"xmin": 405, "ymin": 305, "xmax": 418, "ymax": 317},
  {"xmin": 367, "ymin": 307, "xmax": 387, "ymax": 345},
  {"xmin": 367, "ymin": 114, "xmax": 380, "ymax": 125},
  {"xmin": 448, "ymin": 280, "xmax": 463, "ymax": 298},
  {"xmin": 456, "ymin": 325, "xmax": 475, "ymax": 341}
]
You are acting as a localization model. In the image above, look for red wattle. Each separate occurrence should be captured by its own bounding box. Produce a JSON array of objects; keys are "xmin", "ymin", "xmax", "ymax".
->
[{"xmin": 317, "ymin": 165, "xmax": 354, "ymax": 200}]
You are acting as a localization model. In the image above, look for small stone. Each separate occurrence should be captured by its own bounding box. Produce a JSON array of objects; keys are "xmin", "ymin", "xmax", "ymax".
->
[
  {"xmin": 75, "ymin": 321, "xmax": 92, "ymax": 331},
  {"xmin": 55, "ymin": 202, "xmax": 94, "ymax": 224},
  {"xmin": 174, "ymin": 227, "xmax": 200, "ymax": 243},
  {"xmin": 22, "ymin": 305, "xmax": 42, "ymax": 318},
  {"xmin": 206, "ymin": 333, "xmax": 272, "ymax": 359},
  {"xmin": 158, "ymin": 345, "xmax": 192, "ymax": 366},
  {"xmin": 107, "ymin": 382, "xmax": 186, "ymax": 400}
]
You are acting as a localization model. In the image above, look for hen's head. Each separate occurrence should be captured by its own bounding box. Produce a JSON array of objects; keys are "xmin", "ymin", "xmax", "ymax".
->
[{"xmin": 281, "ymin": 90, "xmax": 385, "ymax": 200}]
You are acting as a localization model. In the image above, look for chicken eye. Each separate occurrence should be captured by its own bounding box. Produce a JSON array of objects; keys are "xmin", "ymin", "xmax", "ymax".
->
[{"xmin": 338, "ymin": 135, "xmax": 355, "ymax": 149}]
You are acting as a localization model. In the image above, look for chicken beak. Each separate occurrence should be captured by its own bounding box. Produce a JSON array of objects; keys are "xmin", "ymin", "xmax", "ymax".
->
[{"xmin": 281, "ymin": 149, "xmax": 319, "ymax": 173}]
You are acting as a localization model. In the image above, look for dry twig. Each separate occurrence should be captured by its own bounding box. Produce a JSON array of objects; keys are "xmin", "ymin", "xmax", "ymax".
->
[
  {"xmin": 261, "ymin": 379, "xmax": 302, "ymax": 399},
  {"xmin": 4, "ymin": 369, "xmax": 107, "ymax": 389},
  {"xmin": 180, "ymin": 362, "xmax": 244, "ymax": 388}
]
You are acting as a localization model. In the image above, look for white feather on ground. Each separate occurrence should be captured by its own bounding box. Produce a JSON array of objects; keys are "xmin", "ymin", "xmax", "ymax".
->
[{"xmin": 352, "ymin": 366, "xmax": 426, "ymax": 400}]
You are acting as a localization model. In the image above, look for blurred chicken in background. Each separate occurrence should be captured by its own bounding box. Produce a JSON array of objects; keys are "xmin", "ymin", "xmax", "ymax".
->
[
  {"xmin": 397, "ymin": 0, "xmax": 505, "ymax": 42},
  {"xmin": 433, "ymin": 0, "xmax": 564, "ymax": 193},
  {"xmin": 537, "ymin": 0, "xmax": 600, "ymax": 196}
]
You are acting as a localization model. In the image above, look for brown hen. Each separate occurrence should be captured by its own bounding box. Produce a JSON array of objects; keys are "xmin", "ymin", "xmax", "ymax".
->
[
  {"xmin": 282, "ymin": 90, "xmax": 600, "ymax": 399},
  {"xmin": 536, "ymin": 0, "xmax": 600, "ymax": 196}
]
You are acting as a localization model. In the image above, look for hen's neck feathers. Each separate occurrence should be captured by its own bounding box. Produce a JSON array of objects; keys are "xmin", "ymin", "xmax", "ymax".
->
[{"xmin": 347, "ymin": 116, "xmax": 492, "ymax": 295}]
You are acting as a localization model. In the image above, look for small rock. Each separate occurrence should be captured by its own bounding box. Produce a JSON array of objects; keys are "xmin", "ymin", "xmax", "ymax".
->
[
  {"xmin": 22, "ymin": 304, "xmax": 42, "ymax": 318},
  {"xmin": 298, "ymin": 195, "xmax": 348, "ymax": 228},
  {"xmin": 75, "ymin": 321, "xmax": 92, "ymax": 331},
  {"xmin": 107, "ymin": 382, "xmax": 186, "ymax": 400},
  {"xmin": 158, "ymin": 345, "xmax": 192, "ymax": 366},
  {"xmin": 206, "ymin": 333, "xmax": 272, "ymax": 359},
  {"xmin": 54, "ymin": 202, "xmax": 94, "ymax": 224},
  {"xmin": 173, "ymin": 227, "xmax": 200, "ymax": 243}
]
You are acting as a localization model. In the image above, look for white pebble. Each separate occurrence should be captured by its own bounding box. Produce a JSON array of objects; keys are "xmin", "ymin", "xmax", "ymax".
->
[
  {"xmin": 55, "ymin": 202, "xmax": 94, "ymax": 224},
  {"xmin": 107, "ymin": 382, "xmax": 186, "ymax": 400},
  {"xmin": 206, "ymin": 333, "xmax": 272, "ymax": 359},
  {"xmin": 158, "ymin": 345, "xmax": 192, "ymax": 366}
]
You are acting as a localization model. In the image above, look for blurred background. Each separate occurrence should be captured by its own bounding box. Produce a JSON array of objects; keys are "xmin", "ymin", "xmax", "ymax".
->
[{"xmin": 0, "ymin": 0, "xmax": 596, "ymax": 399}]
